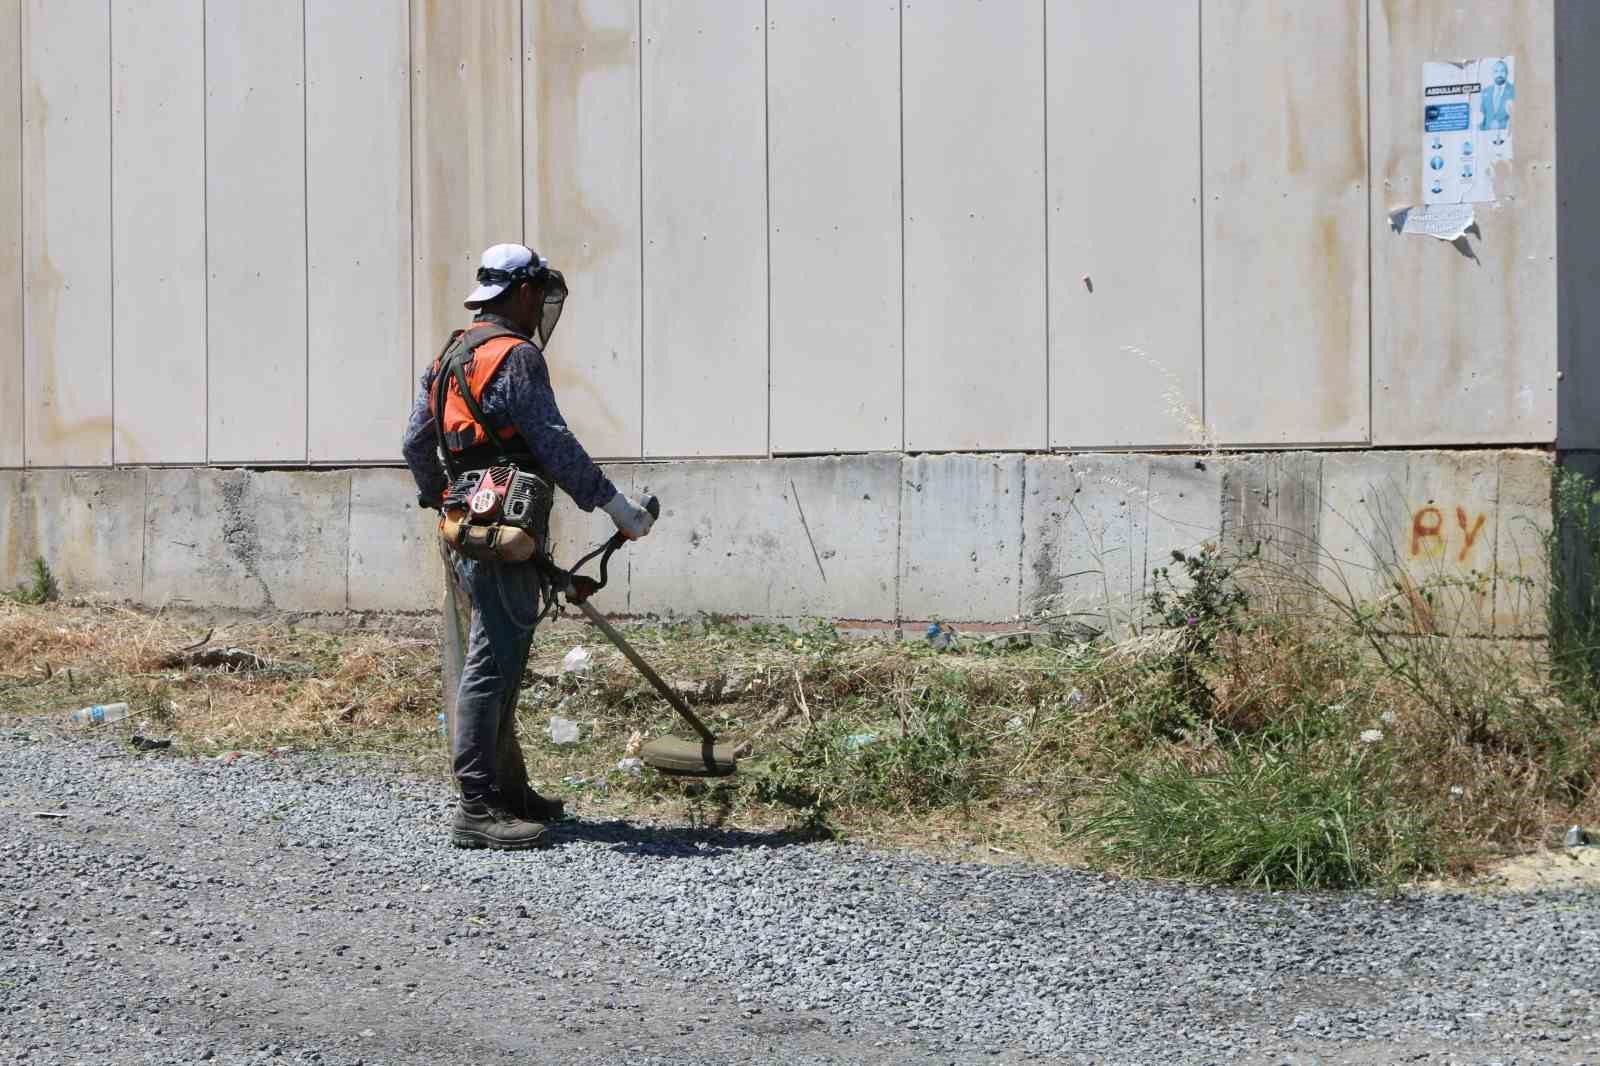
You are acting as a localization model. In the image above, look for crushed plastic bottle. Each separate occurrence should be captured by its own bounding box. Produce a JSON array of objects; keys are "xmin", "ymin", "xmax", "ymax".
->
[
  {"xmin": 66, "ymin": 702, "xmax": 131, "ymax": 726},
  {"xmin": 1566, "ymin": 825, "xmax": 1592, "ymax": 848},
  {"xmin": 560, "ymin": 646, "xmax": 594, "ymax": 678},
  {"xmin": 844, "ymin": 732, "xmax": 879, "ymax": 752},
  {"xmin": 548, "ymin": 716, "xmax": 580, "ymax": 745}
]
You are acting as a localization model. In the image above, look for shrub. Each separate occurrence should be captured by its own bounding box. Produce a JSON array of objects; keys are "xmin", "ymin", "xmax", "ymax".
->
[{"xmin": 1074, "ymin": 739, "xmax": 1436, "ymax": 890}]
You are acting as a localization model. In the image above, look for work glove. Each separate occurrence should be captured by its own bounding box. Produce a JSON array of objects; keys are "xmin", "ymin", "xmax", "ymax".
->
[{"xmin": 602, "ymin": 492, "xmax": 655, "ymax": 541}]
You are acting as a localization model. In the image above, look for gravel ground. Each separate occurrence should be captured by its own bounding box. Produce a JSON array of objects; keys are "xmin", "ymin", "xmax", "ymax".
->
[{"xmin": 3, "ymin": 727, "xmax": 1599, "ymax": 1065}]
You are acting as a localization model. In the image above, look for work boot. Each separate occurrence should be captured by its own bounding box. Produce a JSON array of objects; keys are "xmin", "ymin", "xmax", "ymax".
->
[
  {"xmin": 512, "ymin": 785, "xmax": 566, "ymax": 823},
  {"xmin": 450, "ymin": 795, "xmax": 549, "ymax": 850}
]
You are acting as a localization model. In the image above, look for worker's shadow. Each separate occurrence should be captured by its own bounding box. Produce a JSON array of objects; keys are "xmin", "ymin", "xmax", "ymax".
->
[{"xmin": 545, "ymin": 815, "xmax": 827, "ymax": 859}]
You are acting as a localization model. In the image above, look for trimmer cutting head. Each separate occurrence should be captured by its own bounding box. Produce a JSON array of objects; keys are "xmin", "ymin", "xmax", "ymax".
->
[{"xmin": 640, "ymin": 736, "xmax": 740, "ymax": 777}]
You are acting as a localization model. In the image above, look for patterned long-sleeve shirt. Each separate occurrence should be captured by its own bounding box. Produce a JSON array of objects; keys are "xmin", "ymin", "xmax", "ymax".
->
[{"xmin": 401, "ymin": 312, "xmax": 618, "ymax": 512}]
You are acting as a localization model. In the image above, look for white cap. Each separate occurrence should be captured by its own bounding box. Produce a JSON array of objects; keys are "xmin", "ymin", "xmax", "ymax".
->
[{"xmin": 463, "ymin": 243, "xmax": 547, "ymax": 308}]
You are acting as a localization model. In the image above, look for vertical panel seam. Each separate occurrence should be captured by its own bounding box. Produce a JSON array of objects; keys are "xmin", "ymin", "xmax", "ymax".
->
[
  {"xmin": 137, "ymin": 465, "xmax": 147, "ymax": 602},
  {"xmin": 343, "ymin": 468, "xmax": 352, "ymax": 610},
  {"xmin": 202, "ymin": 0, "xmax": 209, "ymax": 465},
  {"xmin": 633, "ymin": 0, "xmax": 640, "ymax": 451},
  {"xmin": 1364, "ymin": 0, "xmax": 1374, "ymax": 445},
  {"xmin": 405, "ymin": 0, "xmax": 415, "ymax": 461},
  {"xmin": 1489, "ymin": 453, "xmax": 1502, "ymax": 633},
  {"xmin": 17, "ymin": 0, "xmax": 25, "ymax": 467},
  {"xmin": 1196, "ymin": 0, "xmax": 1206, "ymax": 441},
  {"xmin": 301, "ymin": 0, "xmax": 309, "ymax": 463},
  {"xmin": 107, "ymin": 0, "xmax": 114, "ymax": 466},
  {"xmin": 897, "ymin": 0, "xmax": 905, "ymax": 453},
  {"xmin": 519, "ymin": 0, "xmax": 526, "ymax": 245},
  {"xmin": 893, "ymin": 456, "xmax": 903, "ymax": 629},
  {"xmin": 1015, "ymin": 457, "xmax": 1026, "ymax": 621},
  {"xmin": 763, "ymin": 0, "xmax": 771, "ymax": 459},
  {"xmin": 1040, "ymin": 0, "xmax": 1048, "ymax": 451}
]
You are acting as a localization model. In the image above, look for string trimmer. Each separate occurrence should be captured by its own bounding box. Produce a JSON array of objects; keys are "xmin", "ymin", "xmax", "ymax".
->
[{"xmin": 548, "ymin": 496, "xmax": 739, "ymax": 777}]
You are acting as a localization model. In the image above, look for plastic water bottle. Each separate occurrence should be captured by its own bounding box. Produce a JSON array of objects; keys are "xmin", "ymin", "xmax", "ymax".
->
[{"xmin": 67, "ymin": 702, "xmax": 131, "ymax": 726}]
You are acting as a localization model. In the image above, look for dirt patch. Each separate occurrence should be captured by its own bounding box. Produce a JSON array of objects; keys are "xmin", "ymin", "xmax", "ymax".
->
[{"xmin": 1417, "ymin": 845, "xmax": 1600, "ymax": 895}]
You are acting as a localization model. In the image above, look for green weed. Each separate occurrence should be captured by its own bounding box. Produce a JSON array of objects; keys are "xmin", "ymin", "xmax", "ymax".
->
[
  {"xmin": 6, "ymin": 557, "xmax": 59, "ymax": 606},
  {"xmin": 1075, "ymin": 740, "xmax": 1435, "ymax": 891}
]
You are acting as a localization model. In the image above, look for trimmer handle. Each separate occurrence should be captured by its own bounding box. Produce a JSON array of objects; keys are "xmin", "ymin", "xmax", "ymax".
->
[{"xmin": 562, "ymin": 492, "xmax": 660, "ymax": 605}]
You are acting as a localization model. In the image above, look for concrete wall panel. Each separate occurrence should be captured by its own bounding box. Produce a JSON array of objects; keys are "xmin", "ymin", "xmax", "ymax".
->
[
  {"xmin": 348, "ymin": 468, "xmax": 443, "ymax": 612},
  {"xmin": 640, "ymin": 1, "xmax": 766, "ymax": 457},
  {"xmin": 1203, "ymin": 0, "xmax": 1369, "ymax": 446},
  {"xmin": 629, "ymin": 456, "xmax": 899, "ymax": 621},
  {"xmin": 1372, "ymin": 0, "xmax": 1557, "ymax": 447},
  {"xmin": 1557, "ymin": 0, "xmax": 1600, "ymax": 450},
  {"xmin": 903, "ymin": 0, "xmax": 1045, "ymax": 451},
  {"xmin": 525, "ymin": 0, "xmax": 642, "ymax": 461},
  {"xmin": 900, "ymin": 454, "xmax": 1022, "ymax": 622},
  {"xmin": 1489, "ymin": 450, "xmax": 1553, "ymax": 636},
  {"xmin": 1023, "ymin": 454, "xmax": 1222, "ymax": 634},
  {"xmin": 411, "ymin": 0, "xmax": 523, "ymax": 379},
  {"xmin": 768, "ymin": 0, "xmax": 901, "ymax": 454},
  {"xmin": 111, "ymin": 0, "xmax": 205, "ymax": 465},
  {"xmin": 205, "ymin": 0, "xmax": 307, "ymax": 464},
  {"xmin": 0, "ymin": 0, "xmax": 21, "ymax": 468},
  {"xmin": 18, "ymin": 468, "xmax": 144, "ymax": 600},
  {"xmin": 1315, "ymin": 452, "xmax": 1409, "ymax": 603},
  {"xmin": 0, "ymin": 470, "xmax": 22, "ymax": 589},
  {"xmin": 307, "ymin": 0, "xmax": 411, "ymax": 464},
  {"xmin": 22, "ymin": 0, "xmax": 112, "ymax": 467},
  {"xmin": 0, "ymin": 469, "xmax": 144, "ymax": 599},
  {"xmin": 1317, "ymin": 450, "xmax": 1549, "ymax": 634},
  {"xmin": 1220, "ymin": 451, "xmax": 1328, "ymax": 584},
  {"xmin": 143, "ymin": 468, "xmax": 350, "ymax": 612},
  {"xmin": 1047, "ymin": 1, "xmax": 1202, "ymax": 449}
]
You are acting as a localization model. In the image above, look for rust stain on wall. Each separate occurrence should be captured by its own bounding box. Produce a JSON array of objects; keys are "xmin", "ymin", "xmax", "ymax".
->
[
  {"xmin": 527, "ymin": 1, "xmax": 636, "ymax": 440},
  {"xmin": 1314, "ymin": 213, "xmax": 1356, "ymax": 432},
  {"xmin": 23, "ymin": 71, "xmax": 111, "ymax": 466},
  {"xmin": 528, "ymin": 2, "xmax": 632, "ymax": 271},
  {"xmin": 411, "ymin": 0, "xmax": 522, "ymax": 370},
  {"xmin": 0, "ymin": 0, "xmax": 21, "ymax": 468}
]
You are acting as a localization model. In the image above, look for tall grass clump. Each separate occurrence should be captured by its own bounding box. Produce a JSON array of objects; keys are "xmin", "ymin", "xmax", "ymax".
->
[
  {"xmin": 1078, "ymin": 742, "xmax": 1435, "ymax": 891},
  {"xmin": 6, "ymin": 557, "xmax": 59, "ymax": 605},
  {"xmin": 1546, "ymin": 468, "xmax": 1600, "ymax": 702}
]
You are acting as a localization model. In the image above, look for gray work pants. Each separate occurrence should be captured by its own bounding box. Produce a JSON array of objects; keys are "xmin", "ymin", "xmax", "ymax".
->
[{"xmin": 440, "ymin": 545, "xmax": 542, "ymax": 803}]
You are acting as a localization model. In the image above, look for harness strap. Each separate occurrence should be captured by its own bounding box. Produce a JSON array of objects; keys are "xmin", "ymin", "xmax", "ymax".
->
[{"xmin": 431, "ymin": 324, "xmax": 528, "ymax": 479}]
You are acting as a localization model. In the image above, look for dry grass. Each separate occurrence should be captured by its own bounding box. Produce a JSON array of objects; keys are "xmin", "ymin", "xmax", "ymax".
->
[{"xmin": 4, "ymin": 590, "xmax": 1598, "ymax": 884}]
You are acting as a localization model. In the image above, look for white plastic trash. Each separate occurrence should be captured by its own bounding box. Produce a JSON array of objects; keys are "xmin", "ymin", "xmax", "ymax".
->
[
  {"xmin": 548, "ymin": 716, "xmax": 580, "ymax": 745},
  {"xmin": 67, "ymin": 702, "xmax": 131, "ymax": 726},
  {"xmin": 560, "ymin": 646, "xmax": 594, "ymax": 677},
  {"xmin": 617, "ymin": 756, "xmax": 643, "ymax": 777}
]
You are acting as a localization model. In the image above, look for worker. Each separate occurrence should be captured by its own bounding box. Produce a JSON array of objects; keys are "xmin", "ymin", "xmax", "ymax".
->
[{"xmin": 403, "ymin": 243, "xmax": 654, "ymax": 850}]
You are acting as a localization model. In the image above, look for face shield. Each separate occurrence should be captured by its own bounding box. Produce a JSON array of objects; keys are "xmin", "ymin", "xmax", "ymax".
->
[{"xmin": 535, "ymin": 268, "xmax": 568, "ymax": 348}]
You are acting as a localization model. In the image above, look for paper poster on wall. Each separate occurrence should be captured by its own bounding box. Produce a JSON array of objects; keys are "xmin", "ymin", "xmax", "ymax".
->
[
  {"xmin": 1422, "ymin": 56, "xmax": 1514, "ymax": 205},
  {"xmin": 1398, "ymin": 202, "xmax": 1475, "ymax": 241}
]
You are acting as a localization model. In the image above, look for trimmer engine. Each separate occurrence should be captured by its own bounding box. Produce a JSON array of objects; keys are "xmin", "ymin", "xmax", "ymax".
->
[{"xmin": 443, "ymin": 466, "xmax": 551, "ymax": 529}]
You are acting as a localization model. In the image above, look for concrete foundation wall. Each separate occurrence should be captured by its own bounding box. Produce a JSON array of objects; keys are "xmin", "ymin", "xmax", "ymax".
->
[{"xmin": 0, "ymin": 449, "xmax": 1558, "ymax": 635}]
